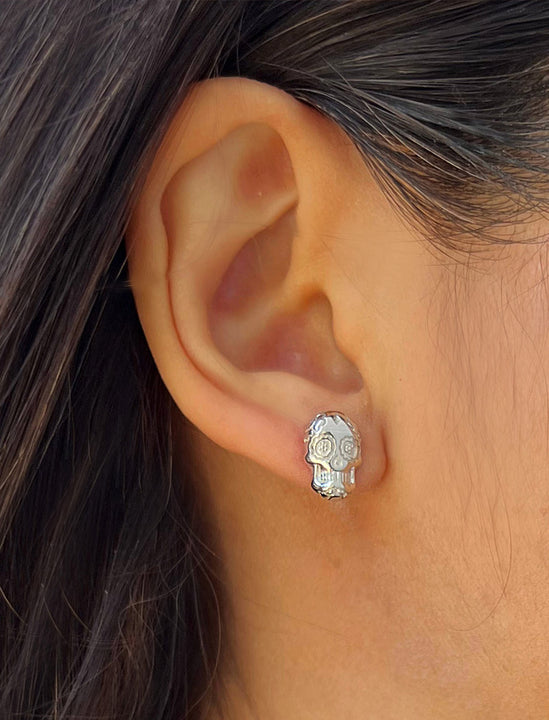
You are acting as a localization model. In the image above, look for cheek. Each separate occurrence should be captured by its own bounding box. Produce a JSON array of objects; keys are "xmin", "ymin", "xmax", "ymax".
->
[{"xmin": 361, "ymin": 239, "xmax": 549, "ymax": 692}]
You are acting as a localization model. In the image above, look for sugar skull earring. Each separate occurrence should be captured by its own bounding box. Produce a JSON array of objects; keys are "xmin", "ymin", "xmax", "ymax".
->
[{"xmin": 304, "ymin": 411, "xmax": 362, "ymax": 499}]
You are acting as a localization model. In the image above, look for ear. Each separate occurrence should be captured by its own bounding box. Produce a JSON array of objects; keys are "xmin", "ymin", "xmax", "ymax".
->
[{"xmin": 125, "ymin": 76, "xmax": 386, "ymax": 495}]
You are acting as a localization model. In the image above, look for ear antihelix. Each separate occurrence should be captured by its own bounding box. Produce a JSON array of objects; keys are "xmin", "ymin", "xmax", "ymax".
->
[{"xmin": 161, "ymin": 122, "xmax": 298, "ymax": 306}]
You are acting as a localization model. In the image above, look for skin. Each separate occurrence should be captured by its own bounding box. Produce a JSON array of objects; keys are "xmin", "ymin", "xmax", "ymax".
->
[{"xmin": 126, "ymin": 77, "xmax": 549, "ymax": 719}]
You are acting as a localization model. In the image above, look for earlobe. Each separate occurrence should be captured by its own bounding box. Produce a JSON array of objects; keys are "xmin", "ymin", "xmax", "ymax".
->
[{"xmin": 126, "ymin": 77, "xmax": 387, "ymax": 497}]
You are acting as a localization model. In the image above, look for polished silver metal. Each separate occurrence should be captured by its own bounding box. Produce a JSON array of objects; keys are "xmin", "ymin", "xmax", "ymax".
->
[{"xmin": 304, "ymin": 411, "xmax": 362, "ymax": 499}]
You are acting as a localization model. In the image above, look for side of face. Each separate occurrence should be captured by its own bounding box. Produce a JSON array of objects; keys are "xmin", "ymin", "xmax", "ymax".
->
[
  {"xmin": 126, "ymin": 74, "xmax": 549, "ymax": 705},
  {"xmin": 366, "ymin": 236, "xmax": 549, "ymax": 699}
]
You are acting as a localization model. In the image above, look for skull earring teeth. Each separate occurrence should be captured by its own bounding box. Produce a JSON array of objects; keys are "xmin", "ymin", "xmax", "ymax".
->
[{"xmin": 304, "ymin": 411, "xmax": 362, "ymax": 499}]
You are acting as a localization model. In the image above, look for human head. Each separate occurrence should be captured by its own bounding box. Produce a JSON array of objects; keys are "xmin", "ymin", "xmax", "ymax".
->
[{"xmin": 1, "ymin": 2, "xmax": 549, "ymax": 718}]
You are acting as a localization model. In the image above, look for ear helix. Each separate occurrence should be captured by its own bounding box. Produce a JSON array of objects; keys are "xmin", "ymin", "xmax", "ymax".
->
[{"xmin": 304, "ymin": 411, "xmax": 362, "ymax": 499}]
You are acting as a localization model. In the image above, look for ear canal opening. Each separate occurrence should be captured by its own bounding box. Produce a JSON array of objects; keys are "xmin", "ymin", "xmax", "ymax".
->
[
  {"xmin": 245, "ymin": 292, "xmax": 363, "ymax": 394},
  {"xmin": 210, "ymin": 265, "xmax": 363, "ymax": 395}
]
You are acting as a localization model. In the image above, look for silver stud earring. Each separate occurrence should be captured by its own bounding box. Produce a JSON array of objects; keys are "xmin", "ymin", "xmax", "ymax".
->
[{"xmin": 304, "ymin": 411, "xmax": 362, "ymax": 499}]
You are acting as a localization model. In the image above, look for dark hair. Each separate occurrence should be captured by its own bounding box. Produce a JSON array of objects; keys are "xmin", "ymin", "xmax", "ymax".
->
[{"xmin": 1, "ymin": 1, "xmax": 548, "ymax": 717}]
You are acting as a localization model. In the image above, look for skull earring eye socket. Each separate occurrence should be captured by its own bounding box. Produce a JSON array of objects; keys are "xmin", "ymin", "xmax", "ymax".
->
[
  {"xmin": 313, "ymin": 434, "xmax": 335, "ymax": 459},
  {"xmin": 340, "ymin": 437, "xmax": 357, "ymax": 461}
]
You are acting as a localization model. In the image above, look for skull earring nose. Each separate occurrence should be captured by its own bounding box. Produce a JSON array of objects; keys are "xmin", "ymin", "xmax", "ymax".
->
[{"xmin": 304, "ymin": 411, "xmax": 362, "ymax": 499}]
